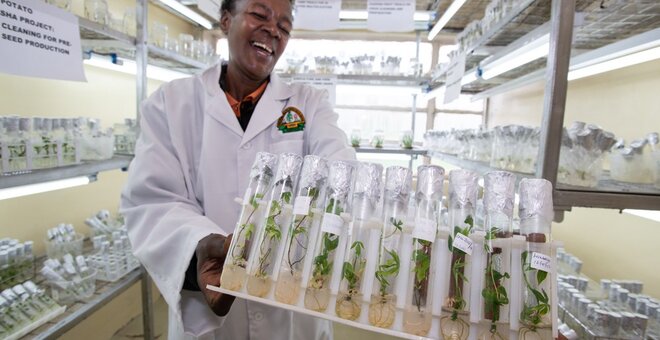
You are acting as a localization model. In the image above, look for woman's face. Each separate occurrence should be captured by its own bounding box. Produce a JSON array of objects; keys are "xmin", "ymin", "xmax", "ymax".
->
[{"xmin": 221, "ymin": 0, "xmax": 293, "ymax": 81}]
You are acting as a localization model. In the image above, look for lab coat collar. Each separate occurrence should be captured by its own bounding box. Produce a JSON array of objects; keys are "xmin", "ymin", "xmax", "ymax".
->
[{"xmin": 202, "ymin": 63, "xmax": 294, "ymax": 144}]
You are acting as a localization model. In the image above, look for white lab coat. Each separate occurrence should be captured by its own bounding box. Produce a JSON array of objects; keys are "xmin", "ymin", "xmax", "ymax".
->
[{"xmin": 120, "ymin": 63, "xmax": 356, "ymax": 339}]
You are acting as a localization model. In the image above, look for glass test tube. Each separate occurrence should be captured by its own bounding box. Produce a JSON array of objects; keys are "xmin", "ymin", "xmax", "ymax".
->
[
  {"xmin": 304, "ymin": 160, "xmax": 355, "ymax": 312},
  {"xmin": 221, "ymin": 152, "xmax": 278, "ymax": 291},
  {"xmin": 336, "ymin": 162, "xmax": 383, "ymax": 320},
  {"xmin": 518, "ymin": 179, "xmax": 554, "ymax": 339},
  {"xmin": 403, "ymin": 165, "xmax": 444, "ymax": 336},
  {"xmin": 274, "ymin": 155, "xmax": 329, "ymax": 305},
  {"xmin": 479, "ymin": 171, "xmax": 516, "ymax": 338},
  {"xmin": 369, "ymin": 166, "xmax": 412, "ymax": 328},
  {"xmin": 246, "ymin": 153, "xmax": 303, "ymax": 298},
  {"xmin": 440, "ymin": 169, "xmax": 478, "ymax": 340}
]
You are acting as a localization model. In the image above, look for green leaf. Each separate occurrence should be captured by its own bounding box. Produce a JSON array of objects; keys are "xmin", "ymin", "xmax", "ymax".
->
[
  {"xmin": 351, "ymin": 241, "xmax": 364, "ymax": 257},
  {"xmin": 281, "ymin": 191, "xmax": 292, "ymax": 204},
  {"xmin": 536, "ymin": 269, "xmax": 548, "ymax": 285}
]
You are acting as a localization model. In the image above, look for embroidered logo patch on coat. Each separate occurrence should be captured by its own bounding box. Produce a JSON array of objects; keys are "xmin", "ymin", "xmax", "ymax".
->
[{"xmin": 277, "ymin": 107, "xmax": 305, "ymax": 133}]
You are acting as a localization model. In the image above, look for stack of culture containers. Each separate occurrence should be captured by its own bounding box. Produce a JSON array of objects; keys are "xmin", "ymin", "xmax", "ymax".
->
[
  {"xmin": 221, "ymin": 152, "xmax": 278, "ymax": 291},
  {"xmin": 517, "ymin": 178, "xmax": 555, "ymax": 339},
  {"xmin": 368, "ymin": 166, "xmax": 412, "ymax": 329},
  {"xmin": 246, "ymin": 153, "xmax": 303, "ymax": 298},
  {"xmin": 336, "ymin": 163, "xmax": 383, "ymax": 320},
  {"xmin": 213, "ymin": 153, "xmax": 561, "ymax": 340},
  {"xmin": 274, "ymin": 155, "xmax": 329, "ymax": 305},
  {"xmin": 440, "ymin": 169, "xmax": 479, "ymax": 339},
  {"xmin": 304, "ymin": 160, "xmax": 356, "ymax": 312},
  {"xmin": 403, "ymin": 165, "xmax": 444, "ymax": 336}
]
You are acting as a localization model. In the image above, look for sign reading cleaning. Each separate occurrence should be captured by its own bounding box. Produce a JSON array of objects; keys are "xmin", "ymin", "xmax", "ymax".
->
[
  {"xmin": 294, "ymin": 0, "xmax": 341, "ymax": 31},
  {"xmin": 0, "ymin": 0, "xmax": 85, "ymax": 81},
  {"xmin": 367, "ymin": 0, "xmax": 415, "ymax": 32}
]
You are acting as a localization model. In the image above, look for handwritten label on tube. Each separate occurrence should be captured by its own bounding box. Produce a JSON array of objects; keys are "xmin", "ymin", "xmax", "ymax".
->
[
  {"xmin": 293, "ymin": 196, "xmax": 311, "ymax": 216},
  {"xmin": 531, "ymin": 252, "xmax": 552, "ymax": 273},
  {"xmin": 452, "ymin": 233, "xmax": 474, "ymax": 255},
  {"xmin": 321, "ymin": 213, "xmax": 343, "ymax": 236},
  {"xmin": 412, "ymin": 218, "xmax": 436, "ymax": 242}
]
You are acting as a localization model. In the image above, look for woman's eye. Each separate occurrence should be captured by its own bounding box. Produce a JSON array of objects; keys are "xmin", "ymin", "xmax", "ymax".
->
[
  {"xmin": 279, "ymin": 26, "xmax": 291, "ymax": 36},
  {"xmin": 251, "ymin": 12, "xmax": 266, "ymax": 19}
]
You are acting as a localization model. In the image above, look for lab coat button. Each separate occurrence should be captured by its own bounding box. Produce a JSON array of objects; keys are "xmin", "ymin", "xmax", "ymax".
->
[
  {"xmin": 242, "ymin": 142, "xmax": 252, "ymax": 149},
  {"xmin": 254, "ymin": 312, "xmax": 263, "ymax": 321}
]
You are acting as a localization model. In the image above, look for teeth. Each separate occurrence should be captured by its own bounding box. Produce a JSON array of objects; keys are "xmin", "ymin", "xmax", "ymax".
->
[{"xmin": 252, "ymin": 42, "xmax": 273, "ymax": 54}]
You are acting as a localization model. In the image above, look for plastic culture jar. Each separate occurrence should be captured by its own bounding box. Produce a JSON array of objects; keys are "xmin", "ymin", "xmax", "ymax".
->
[
  {"xmin": 369, "ymin": 166, "xmax": 412, "ymax": 328},
  {"xmin": 401, "ymin": 130, "xmax": 414, "ymax": 149},
  {"xmin": 274, "ymin": 156, "xmax": 329, "ymax": 305},
  {"xmin": 479, "ymin": 171, "xmax": 516, "ymax": 339},
  {"xmin": 304, "ymin": 160, "xmax": 355, "ymax": 312},
  {"xmin": 221, "ymin": 152, "xmax": 278, "ymax": 291},
  {"xmin": 371, "ymin": 130, "xmax": 385, "ymax": 148},
  {"xmin": 518, "ymin": 178, "xmax": 554, "ymax": 339},
  {"xmin": 440, "ymin": 169, "xmax": 478, "ymax": 340},
  {"xmin": 336, "ymin": 163, "xmax": 383, "ymax": 320},
  {"xmin": 350, "ymin": 129, "xmax": 361, "ymax": 148},
  {"xmin": 403, "ymin": 165, "xmax": 444, "ymax": 336},
  {"xmin": 246, "ymin": 153, "xmax": 303, "ymax": 298}
]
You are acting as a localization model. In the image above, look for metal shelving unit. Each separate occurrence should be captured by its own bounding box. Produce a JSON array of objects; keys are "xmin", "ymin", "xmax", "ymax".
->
[
  {"xmin": 355, "ymin": 146, "xmax": 427, "ymax": 156},
  {"xmin": 425, "ymin": 0, "xmax": 660, "ymax": 215},
  {"xmin": 0, "ymin": 156, "xmax": 132, "ymax": 189},
  {"xmin": 278, "ymin": 73, "xmax": 429, "ymax": 87}
]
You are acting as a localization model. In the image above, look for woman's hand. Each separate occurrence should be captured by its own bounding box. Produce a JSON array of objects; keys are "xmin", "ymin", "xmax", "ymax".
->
[{"xmin": 196, "ymin": 233, "xmax": 236, "ymax": 316}]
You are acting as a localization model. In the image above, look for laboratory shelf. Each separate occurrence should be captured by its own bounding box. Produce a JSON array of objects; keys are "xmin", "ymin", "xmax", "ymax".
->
[
  {"xmin": 430, "ymin": 152, "xmax": 660, "ymax": 211},
  {"xmin": 0, "ymin": 155, "xmax": 133, "ymax": 190},
  {"xmin": 147, "ymin": 44, "xmax": 209, "ymax": 73},
  {"xmin": 78, "ymin": 17, "xmax": 136, "ymax": 47},
  {"xmin": 28, "ymin": 268, "xmax": 143, "ymax": 339},
  {"xmin": 278, "ymin": 73, "xmax": 429, "ymax": 87},
  {"xmin": 355, "ymin": 146, "xmax": 428, "ymax": 156}
]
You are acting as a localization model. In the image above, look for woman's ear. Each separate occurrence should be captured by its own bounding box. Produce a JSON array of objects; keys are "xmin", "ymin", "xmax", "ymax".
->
[{"xmin": 220, "ymin": 9, "xmax": 232, "ymax": 35}]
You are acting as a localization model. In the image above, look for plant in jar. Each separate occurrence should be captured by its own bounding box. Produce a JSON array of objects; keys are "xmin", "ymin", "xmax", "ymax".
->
[
  {"xmin": 401, "ymin": 131, "xmax": 414, "ymax": 149},
  {"xmin": 336, "ymin": 240, "xmax": 366, "ymax": 320},
  {"xmin": 369, "ymin": 217, "xmax": 402, "ymax": 328}
]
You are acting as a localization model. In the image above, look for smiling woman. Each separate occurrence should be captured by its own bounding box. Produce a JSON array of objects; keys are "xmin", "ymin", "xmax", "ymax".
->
[{"xmin": 120, "ymin": 0, "xmax": 356, "ymax": 338}]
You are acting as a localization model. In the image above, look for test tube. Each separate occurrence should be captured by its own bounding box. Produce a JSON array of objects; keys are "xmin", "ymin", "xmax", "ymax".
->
[
  {"xmin": 274, "ymin": 155, "xmax": 328, "ymax": 305},
  {"xmin": 518, "ymin": 179, "xmax": 554, "ymax": 339},
  {"xmin": 336, "ymin": 162, "xmax": 383, "ymax": 320},
  {"xmin": 440, "ymin": 169, "xmax": 478, "ymax": 340},
  {"xmin": 304, "ymin": 160, "xmax": 355, "ymax": 312},
  {"xmin": 221, "ymin": 152, "xmax": 278, "ymax": 291},
  {"xmin": 246, "ymin": 153, "xmax": 303, "ymax": 298},
  {"xmin": 368, "ymin": 166, "xmax": 412, "ymax": 328},
  {"xmin": 478, "ymin": 171, "xmax": 515, "ymax": 338},
  {"xmin": 403, "ymin": 165, "xmax": 444, "ymax": 336}
]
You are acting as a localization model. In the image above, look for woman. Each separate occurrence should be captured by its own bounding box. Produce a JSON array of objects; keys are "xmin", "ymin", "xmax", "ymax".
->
[{"xmin": 120, "ymin": 0, "xmax": 355, "ymax": 338}]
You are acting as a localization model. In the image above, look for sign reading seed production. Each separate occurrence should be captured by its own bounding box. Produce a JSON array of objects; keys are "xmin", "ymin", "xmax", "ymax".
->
[
  {"xmin": 444, "ymin": 51, "xmax": 467, "ymax": 104},
  {"xmin": 0, "ymin": 0, "xmax": 85, "ymax": 81},
  {"xmin": 367, "ymin": 0, "xmax": 415, "ymax": 32},
  {"xmin": 291, "ymin": 74, "xmax": 337, "ymax": 105},
  {"xmin": 293, "ymin": 0, "xmax": 341, "ymax": 31}
]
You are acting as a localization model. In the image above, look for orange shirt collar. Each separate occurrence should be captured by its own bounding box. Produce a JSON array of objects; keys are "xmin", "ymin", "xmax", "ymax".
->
[{"xmin": 225, "ymin": 81, "xmax": 269, "ymax": 118}]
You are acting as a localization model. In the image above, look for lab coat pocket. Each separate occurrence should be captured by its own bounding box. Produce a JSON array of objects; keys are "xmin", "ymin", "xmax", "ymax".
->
[{"xmin": 269, "ymin": 139, "xmax": 304, "ymax": 155}]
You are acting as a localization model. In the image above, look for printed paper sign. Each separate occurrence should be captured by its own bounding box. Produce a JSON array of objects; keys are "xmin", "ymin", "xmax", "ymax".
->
[
  {"xmin": 321, "ymin": 213, "xmax": 343, "ymax": 235},
  {"xmin": 367, "ymin": 0, "xmax": 415, "ymax": 32},
  {"xmin": 198, "ymin": 0, "xmax": 221, "ymax": 21},
  {"xmin": 293, "ymin": 0, "xmax": 341, "ymax": 31},
  {"xmin": 531, "ymin": 252, "xmax": 552, "ymax": 273},
  {"xmin": 444, "ymin": 52, "xmax": 466, "ymax": 104},
  {"xmin": 0, "ymin": 0, "xmax": 85, "ymax": 81},
  {"xmin": 293, "ymin": 196, "xmax": 312, "ymax": 215},
  {"xmin": 452, "ymin": 233, "xmax": 474, "ymax": 255},
  {"xmin": 412, "ymin": 217, "xmax": 436, "ymax": 242},
  {"xmin": 291, "ymin": 74, "xmax": 337, "ymax": 105}
]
